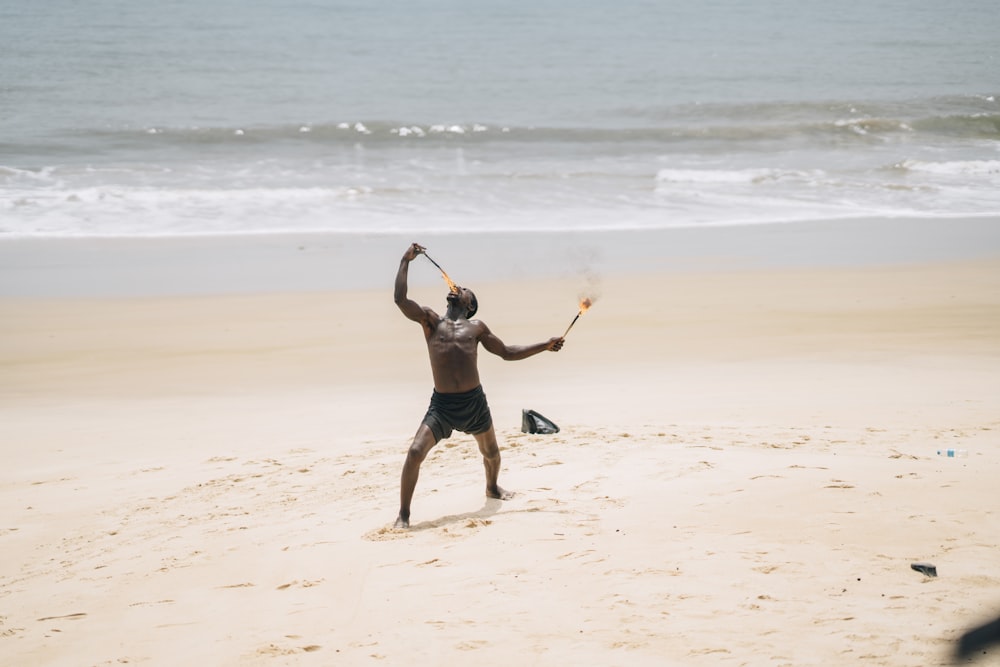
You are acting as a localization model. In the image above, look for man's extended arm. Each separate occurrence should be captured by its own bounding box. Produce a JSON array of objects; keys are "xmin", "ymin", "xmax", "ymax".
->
[
  {"xmin": 480, "ymin": 324, "xmax": 564, "ymax": 360},
  {"xmin": 394, "ymin": 243, "xmax": 429, "ymax": 323}
]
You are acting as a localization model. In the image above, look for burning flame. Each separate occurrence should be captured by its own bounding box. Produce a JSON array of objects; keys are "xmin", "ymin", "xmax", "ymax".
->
[
  {"xmin": 422, "ymin": 250, "xmax": 459, "ymax": 294},
  {"xmin": 441, "ymin": 271, "xmax": 459, "ymax": 294},
  {"xmin": 562, "ymin": 296, "xmax": 595, "ymax": 338}
]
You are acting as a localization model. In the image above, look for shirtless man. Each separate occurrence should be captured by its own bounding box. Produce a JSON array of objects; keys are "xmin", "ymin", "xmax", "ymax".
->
[{"xmin": 393, "ymin": 243, "xmax": 564, "ymax": 528}]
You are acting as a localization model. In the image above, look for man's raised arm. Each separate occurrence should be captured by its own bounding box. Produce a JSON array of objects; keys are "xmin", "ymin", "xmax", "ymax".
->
[{"xmin": 394, "ymin": 243, "xmax": 429, "ymax": 322}]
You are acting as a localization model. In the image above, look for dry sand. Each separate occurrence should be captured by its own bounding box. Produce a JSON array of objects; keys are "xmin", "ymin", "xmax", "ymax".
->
[{"xmin": 2, "ymin": 235, "xmax": 1000, "ymax": 665}]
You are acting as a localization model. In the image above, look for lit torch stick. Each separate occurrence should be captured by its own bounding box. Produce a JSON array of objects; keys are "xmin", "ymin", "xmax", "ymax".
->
[
  {"xmin": 563, "ymin": 297, "xmax": 593, "ymax": 338},
  {"xmin": 422, "ymin": 251, "xmax": 459, "ymax": 294}
]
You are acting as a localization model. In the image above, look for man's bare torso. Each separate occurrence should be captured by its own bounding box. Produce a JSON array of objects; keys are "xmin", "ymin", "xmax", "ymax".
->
[{"xmin": 426, "ymin": 316, "xmax": 483, "ymax": 393}]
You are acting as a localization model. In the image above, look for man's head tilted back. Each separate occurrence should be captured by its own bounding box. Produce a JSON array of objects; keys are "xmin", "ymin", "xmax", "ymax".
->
[{"xmin": 447, "ymin": 286, "xmax": 477, "ymax": 318}]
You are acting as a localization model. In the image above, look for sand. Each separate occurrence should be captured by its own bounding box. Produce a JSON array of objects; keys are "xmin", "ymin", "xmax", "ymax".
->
[{"xmin": 2, "ymin": 223, "xmax": 1000, "ymax": 666}]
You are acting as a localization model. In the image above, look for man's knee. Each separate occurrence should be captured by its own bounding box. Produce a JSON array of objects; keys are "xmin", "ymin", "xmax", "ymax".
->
[
  {"xmin": 476, "ymin": 435, "xmax": 500, "ymax": 460},
  {"xmin": 406, "ymin": 442, "xmax": 430, "ymax": 464},
  {"xmin": 406, "ymin": 430, "xmax": 437, "ymax": 464}
]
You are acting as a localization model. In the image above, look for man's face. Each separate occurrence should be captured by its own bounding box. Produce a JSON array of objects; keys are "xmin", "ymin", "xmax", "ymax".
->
[{"xmin": 447, "ymin": 287, "xmax": 476, "ymax": 316}]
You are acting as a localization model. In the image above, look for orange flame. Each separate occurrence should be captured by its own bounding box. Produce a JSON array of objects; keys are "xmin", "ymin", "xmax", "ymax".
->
[
  {"xmin": 562, "ymin": 297, "xmax": 595, "ymax": 338},
  {"xmin": 441, "ymin": 271, "xmax": 458, "ymax": 294},
  {"xmin": 423, "ymin": 251, "xmax": 459, "ymax": 293}
]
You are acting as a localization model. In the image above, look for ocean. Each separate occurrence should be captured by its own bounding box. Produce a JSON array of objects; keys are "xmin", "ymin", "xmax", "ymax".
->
[{"xmin": 2, "ymin": 0, "xmax": 998, "ymax": 238}]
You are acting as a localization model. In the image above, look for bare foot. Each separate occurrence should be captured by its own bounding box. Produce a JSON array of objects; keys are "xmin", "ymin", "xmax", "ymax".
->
[
  {"xmin": 393, "ymin": 514, "xmax": 409, "ymax": 529},
  {"xmin": 487, "ymin": 485, "xmax": 514, "ymax": 500}
]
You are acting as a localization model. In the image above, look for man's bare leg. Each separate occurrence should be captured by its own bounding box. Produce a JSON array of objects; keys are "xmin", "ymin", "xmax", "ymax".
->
[
  {"xmin": 474, "ymin": 427, "xmax": 514, "ymax": 500},
  {"xmin": 395, "ymin": 425, "xmax": 437, "ymax": 528}
]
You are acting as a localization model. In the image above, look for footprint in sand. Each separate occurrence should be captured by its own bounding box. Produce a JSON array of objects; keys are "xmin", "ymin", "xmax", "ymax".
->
[
  {"xmin": 363, "ymin": 526, "xmax": 411, "ymax": 541},
  {"xmin": 36, "ymin": 612, "xmax": 87, "ymax": 622},
  {"xmin": 254, "ymin": 643, "xmax": 321, "ymax": 656},
  {"xmin": 276, "ymin": 579, "xmax": 323, "ymax": 590},
  {"xmin": 0, "ymin": 616, "xmax": 24, "ymax": 638},
  {"xmin": 688, "ymin": 647, "xmax": 731, "ymax": 656},
  {"xmin": 441, "ymin": 518, "xmax": 492, "ymax": 535}
]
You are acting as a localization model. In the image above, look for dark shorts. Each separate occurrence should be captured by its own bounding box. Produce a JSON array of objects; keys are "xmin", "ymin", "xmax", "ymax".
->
[{"xmin": 421, "ymin": 385, "xmax": 493, "ymax": 443}]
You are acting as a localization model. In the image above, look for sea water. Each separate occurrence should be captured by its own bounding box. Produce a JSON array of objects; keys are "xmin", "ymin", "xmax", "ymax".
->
[{"xmin": 1, "ymin": 0, "xmax": 998, "ymax": 238}]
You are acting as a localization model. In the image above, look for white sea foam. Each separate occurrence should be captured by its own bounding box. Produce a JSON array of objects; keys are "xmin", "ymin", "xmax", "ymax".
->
[
  {"xmin": 392, "ymin": 126, "xmax": 427, "ymax": 137},
  {"xmin": 655, "ymin": 168, "xmax": 788, "ymax": 185},
  {"xmin": 2, "ymin": 147, "xmax": 998, "ymax": 238},
  {"xmin": 899, "ymin": 159, "xmax": 1000, "ymax": 176}
]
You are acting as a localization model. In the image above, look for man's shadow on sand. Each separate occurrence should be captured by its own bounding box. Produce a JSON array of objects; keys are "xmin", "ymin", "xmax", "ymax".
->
[{"xmin": 405, "ymin": 497, "xmax": 503, "ymax": 532}]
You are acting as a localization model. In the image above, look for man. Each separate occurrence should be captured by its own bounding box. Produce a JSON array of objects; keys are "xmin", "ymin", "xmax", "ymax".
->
[{"xmin": 393, "ymin": 243, "xmax": 564, "ymax": 528}]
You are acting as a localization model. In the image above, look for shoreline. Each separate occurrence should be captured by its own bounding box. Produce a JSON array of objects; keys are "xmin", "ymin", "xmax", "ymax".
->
[{"xmin": 2, "ymin": 215, "xmax": 998, "ymax": 298}]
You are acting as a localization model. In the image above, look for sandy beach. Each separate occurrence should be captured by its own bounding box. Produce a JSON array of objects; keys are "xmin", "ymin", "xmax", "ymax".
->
[{"xmin": 2, "ymin": 221, "xmax": 1000, "ymax": 665}]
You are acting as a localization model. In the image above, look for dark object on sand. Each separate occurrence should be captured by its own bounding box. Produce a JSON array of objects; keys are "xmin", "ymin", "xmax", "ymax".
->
[
  {"xmin": 521, "ymin": 409, "xmax": 559, "ymax": 434},
  {"xmin": 955, "ymin": 614, "xmax": 1000, "ymax": 661},
  {"xmin": 911, "ymin": 562, "xmax": 937, "ymax": 577}
]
